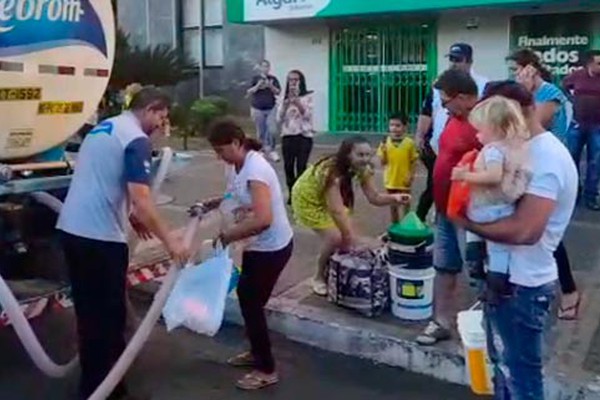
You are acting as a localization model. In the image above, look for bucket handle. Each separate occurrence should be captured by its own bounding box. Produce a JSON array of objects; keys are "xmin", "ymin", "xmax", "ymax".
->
[{"xmin": 468, "ymin": 301, "xmax": 482, "ymax": 311}]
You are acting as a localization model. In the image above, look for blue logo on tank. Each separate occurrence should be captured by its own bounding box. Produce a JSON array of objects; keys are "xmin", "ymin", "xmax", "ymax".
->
[{"xmin": 0, "ymin": 0, "xmax": 108, "ymax": 57}]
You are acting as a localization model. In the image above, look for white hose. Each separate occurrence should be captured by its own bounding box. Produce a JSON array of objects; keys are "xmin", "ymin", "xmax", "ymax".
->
[
  {"xmin": 0, "ymin": 271, "xmax": 79, "ymax": 377},
  {"xmin": 0, "ymin": 191, "xmax": 77, "ymax": 377},
  {"xmin": 88, "ymin": 216, "xmax": 199, "ymax": 400},
  {"xmin": 151, "ymin": 147, "xmax": 173, "ymax": 196},
  {"xmin": 0, "ymin": 149, "xmax": 186, "ymax": 398}
]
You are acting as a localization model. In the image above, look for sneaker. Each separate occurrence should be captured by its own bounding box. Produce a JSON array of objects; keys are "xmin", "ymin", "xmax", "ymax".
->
[
  {"xmin": 269, "ymin": 151, "xmax": 280, "ymax": 162},
  {"xmin": 416, "ymin": 321, "xmax": 451, "ymax": 346}
]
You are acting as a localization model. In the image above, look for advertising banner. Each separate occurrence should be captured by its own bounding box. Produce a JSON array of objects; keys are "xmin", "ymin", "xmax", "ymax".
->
[
  {"xmin": 228, "ymin": 0, "xmax": 558, "ymax": 23},
  {"xmin": 510, "ymin": 13, "xmax": 600, "ymax": 80}
]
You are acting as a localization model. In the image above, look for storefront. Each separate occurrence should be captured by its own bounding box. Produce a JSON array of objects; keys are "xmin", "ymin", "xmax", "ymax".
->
[{"xmin": 226, "ymin": 0, "xmax": 600, "ymax": 133}]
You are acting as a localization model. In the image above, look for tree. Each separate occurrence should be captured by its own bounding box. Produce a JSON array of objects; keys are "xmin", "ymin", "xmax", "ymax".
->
[{"xmin": 109, "ymin": 28, "xmax": 193, "ymax": 90}]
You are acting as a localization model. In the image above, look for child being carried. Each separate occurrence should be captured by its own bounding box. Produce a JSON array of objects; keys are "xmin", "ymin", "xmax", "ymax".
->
[{"xmin": 451, "ymin": 96, "xmax": 532, "ymax": 291}]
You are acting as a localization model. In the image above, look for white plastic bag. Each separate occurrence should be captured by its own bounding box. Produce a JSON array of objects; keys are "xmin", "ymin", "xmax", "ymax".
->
[{"xmin": 162, "ymin": 244, "xmax": 233, "ymax": 336}]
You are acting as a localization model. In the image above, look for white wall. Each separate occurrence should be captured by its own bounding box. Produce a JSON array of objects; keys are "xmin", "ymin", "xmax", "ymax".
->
[
  {"xmin": 437, "ymin": 11, "xmax": 511, "ymax": 81},
  {"xmin": 265, "ymin": 24, "xmax": 330, "ymax": 132}
]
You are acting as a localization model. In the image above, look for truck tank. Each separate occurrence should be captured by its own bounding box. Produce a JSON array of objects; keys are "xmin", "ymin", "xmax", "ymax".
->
[
  {"xmin": 0, "ymin": 0, "xmax": 115, "ymax": 160},
  {"xmin": 0, "ymin": 1, "xmax": 116, "ymax": 310}
]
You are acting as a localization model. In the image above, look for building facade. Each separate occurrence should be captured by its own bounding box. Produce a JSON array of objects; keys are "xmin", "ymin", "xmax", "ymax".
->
[
  {"xmin": 226, "ymin": 0, "xmax": 600, "ymax": 133},
  {"xmin": 117, "ymin": 0, "xmax": 265, "ymax": 110}
]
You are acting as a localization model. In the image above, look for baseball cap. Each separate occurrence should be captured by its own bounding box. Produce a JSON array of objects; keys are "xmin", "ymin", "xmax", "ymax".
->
[{"xmin": 447, "ymin": 43, "xmax": 473, "ymax": 62}]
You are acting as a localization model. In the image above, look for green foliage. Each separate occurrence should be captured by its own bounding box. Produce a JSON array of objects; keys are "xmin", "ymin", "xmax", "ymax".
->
[
  {"xmin": 110, "ymin": 28, "xmax": 193, "ymax": 89},
  {"xmin": 203, "ymin": 96, "xmax": 229, "ymax": 115},
  {"xmin": 171, "ymin": 98, "xmax": 231, "ymax": 150}
]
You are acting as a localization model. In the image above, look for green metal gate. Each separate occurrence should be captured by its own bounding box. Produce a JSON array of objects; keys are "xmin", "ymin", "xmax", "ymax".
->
[{"xmin": 330, "ymin": 22, "xmax": 437, "ymax": 133}]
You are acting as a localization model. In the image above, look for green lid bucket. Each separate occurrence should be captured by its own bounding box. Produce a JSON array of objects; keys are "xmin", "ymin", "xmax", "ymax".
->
[{"xmin": 387, "ymin": 212, "xmax": 434, "ymax": 245}]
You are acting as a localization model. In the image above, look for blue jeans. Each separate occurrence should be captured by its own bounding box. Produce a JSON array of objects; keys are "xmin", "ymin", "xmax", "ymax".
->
[
  {"xmin": 252, "ymin": 108, "xmax": 277, "ymax": 151},
  {"xmin": 566, "ymin": 122, "xmax": 600, "ymax": 201},
  {"xmin": 485, "ymin": 282, "xmax": 557, "ymax": 400},
  {"xmin": 433, "ymin": 213, "xmax": 466, "ymax": 274}
]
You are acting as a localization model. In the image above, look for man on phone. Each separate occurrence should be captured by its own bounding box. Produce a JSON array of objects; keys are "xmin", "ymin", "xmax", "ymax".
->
[{"xmin": 248, "ymin": 60, "xmax": 281, "ymax": 162}]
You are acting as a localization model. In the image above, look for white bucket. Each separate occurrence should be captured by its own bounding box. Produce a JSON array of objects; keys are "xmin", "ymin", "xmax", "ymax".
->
[
  {"xmin": 457, "ymin": 307, "xmax": 494, "ymax": 395},
  {"xmin": 388, "ymin": 265, "xmax": 434, "ymax": 321}
]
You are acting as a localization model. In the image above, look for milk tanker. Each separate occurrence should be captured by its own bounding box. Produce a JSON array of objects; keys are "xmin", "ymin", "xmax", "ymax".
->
[{"xmin": 0, "ymin": 0, "xmax": 115, "ymax": 299}]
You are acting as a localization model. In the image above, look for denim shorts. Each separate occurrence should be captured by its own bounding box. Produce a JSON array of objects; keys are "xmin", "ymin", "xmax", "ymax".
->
[{"xmin": 433, "ymin": 213, "xmax": 466, "ymax": 274}]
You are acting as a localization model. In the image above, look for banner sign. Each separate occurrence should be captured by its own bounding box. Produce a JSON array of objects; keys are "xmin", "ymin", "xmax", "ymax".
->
[
  {"xmin": 510, "ymin": 13, "xmax": 600, "ymax": 80},
  {"xmin": 228, "ymin": 0, "xmax": 559, "ymax": 23}
]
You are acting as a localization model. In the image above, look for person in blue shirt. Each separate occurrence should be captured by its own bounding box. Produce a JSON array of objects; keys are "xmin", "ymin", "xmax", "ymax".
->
[
  {"xmin": 57, "ymin": 87, "xmax": 190, "ymax": 400},
  {"xmin": 507, "ymin": 49, "xmax": 570, "ymax": 142}
]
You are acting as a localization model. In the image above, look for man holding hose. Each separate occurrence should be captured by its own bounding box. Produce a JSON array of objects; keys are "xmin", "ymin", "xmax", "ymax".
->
[{"xmin": 57, "ymin": 87, "xmax": 190, "ymax": 400}]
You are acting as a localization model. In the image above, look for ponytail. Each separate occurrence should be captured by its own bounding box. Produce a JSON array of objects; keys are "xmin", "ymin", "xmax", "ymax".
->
[{"xmin": 244, "ymin": 137, "xmax": 263, "ymax": 151}]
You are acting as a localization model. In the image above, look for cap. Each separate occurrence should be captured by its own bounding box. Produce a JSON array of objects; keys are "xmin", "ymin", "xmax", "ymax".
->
[{"xmin": 447, "ymin": 43, "xmax": 473, "ymax": 61}]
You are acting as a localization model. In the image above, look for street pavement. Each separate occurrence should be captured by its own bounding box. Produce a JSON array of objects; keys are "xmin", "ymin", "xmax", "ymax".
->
[
  {"xmin": 3, "ymin": 137, "xmax": 600, "ymax": 398},
  {"xmin": 0, "ymin": 308, "xmax": 479, "ymax": 400}
]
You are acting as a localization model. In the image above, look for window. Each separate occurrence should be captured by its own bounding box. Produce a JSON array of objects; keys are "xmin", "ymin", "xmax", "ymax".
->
[
  {"xmin": 179, "ymin": 0, "xmax": 223, "ymax": 68},
  {"xmin": 181, "ymin": 0, "xmax": 201, "ymax": 66},
  {"xmin": 202, "ymin": 0, "xmax": 223, "ymax": 68}
]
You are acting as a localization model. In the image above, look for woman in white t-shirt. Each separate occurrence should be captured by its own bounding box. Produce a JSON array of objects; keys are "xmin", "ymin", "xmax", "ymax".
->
[{"xmin": 208, "ymin": 120, "xmax": 294, "ymax": 391}]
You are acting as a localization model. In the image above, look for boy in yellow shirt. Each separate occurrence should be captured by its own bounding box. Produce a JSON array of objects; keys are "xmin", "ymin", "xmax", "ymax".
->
[{"xmin": 377, "ymin": 113, "xmax": 419, "ymax": 223}]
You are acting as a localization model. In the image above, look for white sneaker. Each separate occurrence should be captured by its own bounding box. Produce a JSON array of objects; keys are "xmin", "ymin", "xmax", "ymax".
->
[{"xmin": 269, "ymin": 151, "xmax": 280, "ymax": 162}]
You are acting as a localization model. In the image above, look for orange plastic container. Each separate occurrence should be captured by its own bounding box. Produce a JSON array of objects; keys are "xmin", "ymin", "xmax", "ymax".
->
[{"xmin": 447, "ymin": 150, "xmax": 479, "ymax": 219}]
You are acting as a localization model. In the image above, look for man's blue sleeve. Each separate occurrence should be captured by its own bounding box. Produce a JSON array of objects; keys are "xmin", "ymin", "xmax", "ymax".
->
[{"xmin": 124, "ymin": 137, "xmax": 152, "ymax": 185}]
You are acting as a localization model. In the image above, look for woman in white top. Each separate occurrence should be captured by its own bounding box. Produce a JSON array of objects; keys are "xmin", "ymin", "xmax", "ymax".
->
[
  {"xmin": 279, "ymin": 70, "xmax": 314, "ymax": 201},
  {"xmin": 207, "ymin": 120, "xmax": 294, "ymax": 391}
]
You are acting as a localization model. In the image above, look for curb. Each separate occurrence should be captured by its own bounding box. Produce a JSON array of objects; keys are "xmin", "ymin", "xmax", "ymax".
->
[{"xmin": 223, "ymin": 296, "xmax": 600, "ymax": 400}]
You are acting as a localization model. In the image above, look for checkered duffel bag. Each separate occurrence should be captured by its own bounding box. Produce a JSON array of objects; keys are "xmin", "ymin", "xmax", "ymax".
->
[{"xmin": 327, "ymin": 247, "xmax": 389, "ymax": 317}]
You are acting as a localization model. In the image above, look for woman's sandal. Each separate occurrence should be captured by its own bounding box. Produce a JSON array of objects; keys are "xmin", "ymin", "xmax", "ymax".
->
[
  {"xmin": 558, "ymin": 293, "xmax": 582, "ymax": 321},
  {"xmin": 227, "ymin": 352, "xmax": 255, "ymax": 368},
  {"xmin": 236, "ymin": 371, "xmax": 279, "ymax": 390}
]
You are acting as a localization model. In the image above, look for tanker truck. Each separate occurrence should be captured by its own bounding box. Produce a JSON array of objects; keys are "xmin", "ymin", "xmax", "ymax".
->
[
  {"xmin": 0, "ymin": 0, "xmax": 191, "ymax": 344},
  {"xmin": 0, "ymin": 0, "xmax": 119, "ymax": 327}
]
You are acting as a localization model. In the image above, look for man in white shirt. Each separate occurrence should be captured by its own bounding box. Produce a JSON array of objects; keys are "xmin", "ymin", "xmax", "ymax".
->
[
  {"xmin": 455, "ymin": 81, "xmax": 578, "ymax": 399},
  {"xmin": 415, "ymin": 43, "xmax": 489, "ymax": 222}
]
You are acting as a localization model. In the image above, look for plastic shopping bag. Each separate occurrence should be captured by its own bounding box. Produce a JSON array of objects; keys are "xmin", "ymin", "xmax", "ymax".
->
[
  {"xmin": 162, "ymin": 244, "xmax": 233, "ymax": 336},
  {"xmin": 447, "ymin": 149, "xmax": 479, "ymax": 219}
]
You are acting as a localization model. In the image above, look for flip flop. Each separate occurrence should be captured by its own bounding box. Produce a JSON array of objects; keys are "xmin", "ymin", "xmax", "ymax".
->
[
  {"xmin": 312, "ymin": 280, "xmax": 327, "ymax": 297},
  {"xmin": 236, "ymin": 371, "xmax": 279, "ymax": 390},
  {"xmin": 558, "ymin": 293, "xmax": 581, "ymax": 321},
  {"xmin": 227, "ymin": 352, "xmax": 255, "ymax": 367}
]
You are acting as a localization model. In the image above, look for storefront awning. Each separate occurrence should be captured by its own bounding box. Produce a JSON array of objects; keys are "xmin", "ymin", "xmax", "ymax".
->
[{"xmin": 227, "ymin": 0, "xmax": 561, "ymax": 23}]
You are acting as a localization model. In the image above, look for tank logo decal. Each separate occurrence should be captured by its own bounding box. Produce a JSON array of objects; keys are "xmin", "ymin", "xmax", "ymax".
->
[{"xmin": 0, "ymin": 0, "xmax": 107, "ymax": 57}]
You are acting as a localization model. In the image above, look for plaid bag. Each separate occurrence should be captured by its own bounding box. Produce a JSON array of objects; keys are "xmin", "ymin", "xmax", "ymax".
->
[{"xmin": 327, "ymin": 248, "xmax": 390, "ymax": 317}]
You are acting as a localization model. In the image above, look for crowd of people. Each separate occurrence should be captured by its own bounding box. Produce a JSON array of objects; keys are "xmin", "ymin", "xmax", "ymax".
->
[{"xmin": 54, "ymin": 41, "xmax": 600, "ymax": 399}]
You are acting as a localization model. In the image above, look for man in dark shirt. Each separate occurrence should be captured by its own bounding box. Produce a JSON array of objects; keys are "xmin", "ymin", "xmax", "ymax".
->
[
  {"xmin": 248, "ymin": 60, "xmax": 281, "ymax": 162},
  {"xmin": 563, "ymin": 50, "xmax": 600, "ymax": 210}
]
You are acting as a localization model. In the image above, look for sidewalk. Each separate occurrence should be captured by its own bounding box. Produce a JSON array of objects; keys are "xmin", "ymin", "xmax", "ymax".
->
[{"xmin": 137, "ymin": 146, "xmax": 600, "ymax": 399}]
